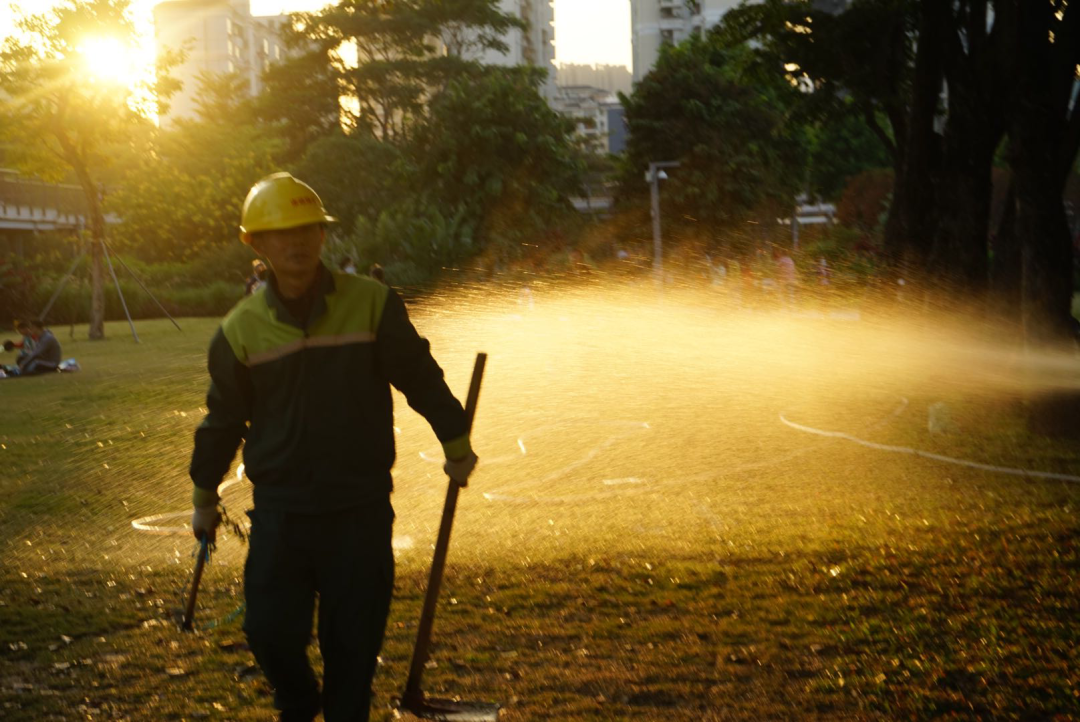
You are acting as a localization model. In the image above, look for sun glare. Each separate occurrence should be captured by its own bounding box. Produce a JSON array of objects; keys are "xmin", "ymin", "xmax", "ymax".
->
[{"xmin": 78, "ymin": 36, "xmax": 141, "ymax": 87}]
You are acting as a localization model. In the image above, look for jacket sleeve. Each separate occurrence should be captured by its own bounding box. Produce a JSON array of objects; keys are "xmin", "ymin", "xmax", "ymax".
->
[
  {"xmin": 376, "ymin": 289, "xmax": 471, "ymax": 459},
  {"xmin": 19, "ymin": 332, "xmax": 59, "ymax": 369},
  {"xmin": 190, "ymin": 328, "xmax": 252, "ymax": 500}
]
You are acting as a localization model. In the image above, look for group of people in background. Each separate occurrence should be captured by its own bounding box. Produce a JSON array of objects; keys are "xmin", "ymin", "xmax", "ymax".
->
[
  {"xmin": 702, "ymin": 246, "xmax": 831, "ymax": 310},
  {"xmin": 2, "ymin": 318, "xmax": 62, "ymax": 379},
  {"xmin": 244, "ymin": 257, "xmax": 385, "ymax": 298}
]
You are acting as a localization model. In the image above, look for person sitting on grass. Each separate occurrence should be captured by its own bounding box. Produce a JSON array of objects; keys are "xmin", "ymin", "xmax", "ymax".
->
[
  {"xmin": 3, "ymin": 319, "xmax": 35, "ymax": 363},
  {"xmin": 4, "ymin": 319, "xmax": 61, "ymax": 377}
]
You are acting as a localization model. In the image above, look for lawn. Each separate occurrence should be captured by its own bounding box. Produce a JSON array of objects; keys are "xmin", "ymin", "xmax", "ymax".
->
[{"xmin": 2, "ymin": 284, "xmax": 1079, "ymax": 720}]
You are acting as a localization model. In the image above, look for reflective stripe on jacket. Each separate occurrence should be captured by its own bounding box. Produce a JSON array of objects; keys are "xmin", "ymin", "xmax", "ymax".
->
[{"xmin": 190, "ymin": 266, "xmax": 470, "ymax": 513}]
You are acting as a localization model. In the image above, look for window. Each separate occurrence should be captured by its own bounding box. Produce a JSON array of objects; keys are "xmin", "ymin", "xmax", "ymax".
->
[{"xmin": 660, "ymin": 29, "xmax": 675, "ymax": 44}]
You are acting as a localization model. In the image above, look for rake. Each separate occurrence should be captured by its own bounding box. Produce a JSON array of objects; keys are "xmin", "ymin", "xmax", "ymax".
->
[{"xmin": 399, "ymin": 352, "xmax": 500, "ymax": 721}]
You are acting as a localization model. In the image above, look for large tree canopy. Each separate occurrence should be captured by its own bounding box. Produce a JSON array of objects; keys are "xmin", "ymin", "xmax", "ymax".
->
[
  {"xmin": 0, "ymin": 0, "xmax": 176, "ymax": 338},
  {"xmin": 289, "ymin": 0, "xmax": 525, "ymax": 142},
  {"xmin": 106, "ymin": 74, "xmax": 282, "ymax": 264},
  {"xmin": 617, "ymin": 39, "xmax": 809, "ymax": 248}
]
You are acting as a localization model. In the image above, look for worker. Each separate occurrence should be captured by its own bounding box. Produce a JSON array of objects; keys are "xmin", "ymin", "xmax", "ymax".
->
[{"xmin": 188, "ymin": 172, "xmax": 477, "ymax": 722}]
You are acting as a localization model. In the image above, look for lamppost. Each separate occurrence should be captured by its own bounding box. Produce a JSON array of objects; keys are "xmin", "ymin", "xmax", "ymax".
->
[{"xmin": 646, "ymin": 161, "xmax": 680, "ymax": 283}]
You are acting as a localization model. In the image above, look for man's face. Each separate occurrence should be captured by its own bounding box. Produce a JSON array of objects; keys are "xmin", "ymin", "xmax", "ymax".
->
[{"xmin": 251, "ymin": 224, "xmax": 325, "ymax": 278}]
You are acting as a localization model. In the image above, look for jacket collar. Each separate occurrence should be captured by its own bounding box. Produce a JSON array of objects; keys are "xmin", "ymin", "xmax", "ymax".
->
[{"xmin": 265, "ymin": 263, "xmax": 336, "ymax": 329}]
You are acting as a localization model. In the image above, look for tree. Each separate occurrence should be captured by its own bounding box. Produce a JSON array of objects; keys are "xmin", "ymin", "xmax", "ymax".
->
[
  {"xmin": 807, "ymin": 109, "xmax": 892, "ymax": 200},
  {"xmin": 0, "ymin": 0, "xmax": 174, "ymax": 339},
  {"xmin": 291, "ymin": 133, "xmax": 407, "ymax": 235},
  {"xmin": 106, "ymin": 74, "xmax": 281, "ymax": 264},
  {"xmin": 617, "ymin": 37, "xmax": 808, "ymax": 249},
  {"xmin": 997, "ymin": 1, "xmax": 1079, "ymax": 349},
  {"xmin": 289, "ymin": 0, "xmax": 523, "ymax": 143},
  {"xmin": 412, "ymin": 66, "xmax": 583, "ymax": 250},
  {"xmin": 721, "ymin": 0, "xmax": 1008, "ymax": 298},
  {"xmin": 252, "ymin": 26, "xmax": 342, "ymax": 164}
]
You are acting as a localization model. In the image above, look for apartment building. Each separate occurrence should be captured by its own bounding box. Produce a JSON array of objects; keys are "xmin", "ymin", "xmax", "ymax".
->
[
  {"xmin": 630, "ymin": 0, "xmax": 743, "ymax": 83},
  {"xmin": 551, "ymin": 85, "xmax": 624, "ymax": 154},
  {"xmin": 466, "ymin": 0, "xmax": 557, "ymax": 99},
  {"xmin": 153, "ymin": 0, "xmax": 289, "ymax": 125},
  {"xmin": 630, "ymin": 0, "xmax": 850, "ymax": 83},
  {"xmin": 555, "ymin": 63, "xmax": 632, "ymax": 96}
]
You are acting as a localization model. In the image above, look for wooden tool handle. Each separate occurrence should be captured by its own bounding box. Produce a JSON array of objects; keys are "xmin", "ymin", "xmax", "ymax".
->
[{"xmin": 403, "ymin": 352, "xmax": 487, "ymax": 705}]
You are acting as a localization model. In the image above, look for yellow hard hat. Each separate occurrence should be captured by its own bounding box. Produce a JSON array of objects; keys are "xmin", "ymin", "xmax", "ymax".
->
[{"xmin": 238, "ymin": 172, "xmax": 336, "ymax": 244}]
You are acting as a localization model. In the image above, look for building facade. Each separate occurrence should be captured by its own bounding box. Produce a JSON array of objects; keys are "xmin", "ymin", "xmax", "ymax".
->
[
  {"xmin": 630, "ymin": 0, "xmax": 850, "ymax": 83},
  {"xmin": 629, "ymin": 0, "xmax": 744, "ymax": 83},
  {"xmin": 467, "ymin": 0, "xmax": 557, "ymax": 99},
  {"xmin": 555, "ymin": 63, "xmax": 632, "ymax": 96},
  {"xmin": 551, "ymin": 85, "xmax": 624, "ymax": 154},
  {"xmin": 153, "ymin": 0, "xmax": 288, "ymax": 124}
]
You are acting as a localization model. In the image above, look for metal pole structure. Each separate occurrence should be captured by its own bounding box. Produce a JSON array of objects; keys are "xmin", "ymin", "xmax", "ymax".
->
[
  {"xmin": 103, "ymin": 240, "xmax": 182, "ymax": 331},
  {"xmin": 38, "ymin": 250, "xmax": 87, "ymax": 322},
  {"xmin": 100, "ymin": 240, "xmax": 140, "ymax": 343},
  {"xmin": 649, "ymin": 170, "xmax": 662, "ymax": 283},
  {"xmin": 646, "ymin": 161, "xmax": 680, "ymax": 285}
]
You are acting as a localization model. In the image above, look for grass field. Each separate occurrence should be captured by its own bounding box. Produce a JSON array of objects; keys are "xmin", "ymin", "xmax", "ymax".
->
[{"xmin": 2, "ymin": 282, "xmax": 1079, "ymax": 720}]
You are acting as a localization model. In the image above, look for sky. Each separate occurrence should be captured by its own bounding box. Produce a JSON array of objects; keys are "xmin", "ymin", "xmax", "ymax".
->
[{"xmin": 1, "ymin": 0, "xmax": 632, "ymax": 69}]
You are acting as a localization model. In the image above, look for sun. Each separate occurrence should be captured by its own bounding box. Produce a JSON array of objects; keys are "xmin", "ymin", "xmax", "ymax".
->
[{"xmin": 77, "ymin": 36, "xmax": 142, "ymax": 87}]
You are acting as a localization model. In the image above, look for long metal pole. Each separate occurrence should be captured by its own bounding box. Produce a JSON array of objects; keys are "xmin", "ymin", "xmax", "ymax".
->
[
  {"xmin": 100, "ymin": 240, "xmax": 139, "ymax": 343},
  {"xmin": 38, "ymin": 251, "xmax": 86, "ymax": 322},
  {"xmin": 103, "ymin": 240, "xmax": 182, "ymax": 331},
  {"xmin": 403, "ymin": 353, "xmax": 487, "ymax": 708},
  {"xmin": 650, "ymin": 169, "xmax": 662, "ymax": 284}
]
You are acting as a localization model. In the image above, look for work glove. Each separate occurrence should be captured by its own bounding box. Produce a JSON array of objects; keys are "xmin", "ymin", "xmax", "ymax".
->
[
  {"xmin": 444, "ymin": 451, "xmax": 478, "ymax": 488},
  {"xmin": 191, "ymin": 504, "xmax": 221, "ymax": 543}
]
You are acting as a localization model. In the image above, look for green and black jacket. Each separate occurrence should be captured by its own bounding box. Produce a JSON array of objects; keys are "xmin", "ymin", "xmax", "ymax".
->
[{"xmin": 190, "ymin": 266, "xmax": 470, "ymax": 514}]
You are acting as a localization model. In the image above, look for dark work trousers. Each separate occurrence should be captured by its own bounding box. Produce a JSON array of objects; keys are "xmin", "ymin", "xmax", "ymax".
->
[{"xmin": 243, "ymin": 499, "xmax": 395, "ymax": 722}]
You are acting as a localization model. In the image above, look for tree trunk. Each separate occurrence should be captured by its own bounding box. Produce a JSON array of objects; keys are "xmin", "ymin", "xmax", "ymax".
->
[
  {"xmin": 932, "ymin": 145, "xmax": 994, "ymax": 301},
  {"xmin": 1014, "ymin": 141, "xmax": 1074, "ymax": 348},
  {"xmin": 59, "ymin": 137, "xmax": 107, "ymax": 341},
  {"xmin": 89, "ymin": 229, "xmax": 105, "ymax": 340},
  {"xmin": 927, "ymin": 0, "xmax": 1002, "ymax": 305},
  {"xmin": 989, "ymin": 180, "xmax": 1021, "ymax": 325},
  {"xmin": 882, "ymin": 0, "xmax": 947, "ymax": 276},
  {"xmin": 1002, "ymin": 0, "xmax": 1079, "ymax": 436}
]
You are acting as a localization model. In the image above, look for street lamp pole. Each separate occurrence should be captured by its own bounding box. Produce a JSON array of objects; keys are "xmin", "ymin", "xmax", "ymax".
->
[{"xmin": 646, "ymin": 161, "xmax": 680, "ymax": 284}]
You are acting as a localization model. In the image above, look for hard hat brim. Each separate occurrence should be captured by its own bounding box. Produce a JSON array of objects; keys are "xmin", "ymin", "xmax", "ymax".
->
[{"xmin": 239, "ymin": 214, "xmax": 337, "ymax": 244}]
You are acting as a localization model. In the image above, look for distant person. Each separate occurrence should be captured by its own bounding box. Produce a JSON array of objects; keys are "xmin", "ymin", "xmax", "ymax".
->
[
  {"xmin": 340, "ymin": 256, "xmax": 358, "ymax": 275},
  {"xmin": 816, "ymin": 256, "xmax": 831, "ymax": 286},
  {"xmin": 2, "ymin": 319, "xmax": 61, "ymax": 377},
  {"xmin": 369, "ymin": 263, "xmax": 385, "ymax": 284},
  {"xmin": 245, "ymin": 259, "xmax": 268, "ymax": 296},
  {"xmin": 775, "ymin": 249, "xmax": 797, "ymax": 307}
]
